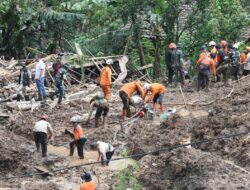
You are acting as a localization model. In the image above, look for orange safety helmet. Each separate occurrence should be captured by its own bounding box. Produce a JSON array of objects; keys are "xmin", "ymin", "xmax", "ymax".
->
[
  {"xmin": 169, "ymin": 43, "xmax": 177, "ymax": 49},
  {"xmin": 220, "ymin": 40, "xmax": 227, "ymax": 47},
  {"xmin": 41, "ymin": 114, "xmax": 48, "ymax": 121}
]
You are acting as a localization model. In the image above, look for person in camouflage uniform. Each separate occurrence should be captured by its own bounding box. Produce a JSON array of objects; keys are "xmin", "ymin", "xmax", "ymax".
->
[
  {"xmin": 50, "ymin": 64, "xmax": 69, "ymax": 104},
  {"xmin": 165, "ymin": 43, "xmax": 185, "ymax": 86}
]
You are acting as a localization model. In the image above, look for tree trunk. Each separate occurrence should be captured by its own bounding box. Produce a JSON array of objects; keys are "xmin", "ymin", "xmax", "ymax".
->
[
  {"xmin": 153, "ymin": 36, "xmax": 161, "ymax": 79},
  {"xmin": 135, "ymin": 32, "xmax": 146, "ymax": 67}
]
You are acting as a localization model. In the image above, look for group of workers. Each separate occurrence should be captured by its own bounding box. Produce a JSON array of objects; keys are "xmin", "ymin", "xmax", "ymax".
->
[
  {"xmin": 19, "ymin": 41, "xmax": 250, "ymax": 189},
  {"xmin": 165, "ymin": 41, "xmax": 250, "ymax": 91}
]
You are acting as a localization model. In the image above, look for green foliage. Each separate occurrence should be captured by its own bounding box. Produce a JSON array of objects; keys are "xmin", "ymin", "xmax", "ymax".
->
[{"xmin": 115, "ymin": 165, "xmax": 143, "ymax": 190}]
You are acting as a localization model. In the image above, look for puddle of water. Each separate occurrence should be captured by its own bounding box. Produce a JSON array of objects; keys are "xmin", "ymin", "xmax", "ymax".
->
[{"xmin": 47, "ymin": 145, "xmax": 136, "ymax": 171}]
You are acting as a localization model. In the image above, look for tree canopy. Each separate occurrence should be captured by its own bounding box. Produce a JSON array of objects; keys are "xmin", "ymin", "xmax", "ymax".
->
[{"xmin": 0, "ymin": 0, "xmax": 249, "ymax": 78}]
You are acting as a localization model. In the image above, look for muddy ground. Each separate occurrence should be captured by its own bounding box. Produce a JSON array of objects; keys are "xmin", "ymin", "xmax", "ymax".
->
[{"xmin": 0, "ymin": 78, "xmax": 250, "ymax": 190}]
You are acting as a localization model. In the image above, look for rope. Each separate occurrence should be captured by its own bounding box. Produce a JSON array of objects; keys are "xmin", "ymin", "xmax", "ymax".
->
[{"xmin": 0, "ymin": 131, "xmax": 248, "ymax": 180}]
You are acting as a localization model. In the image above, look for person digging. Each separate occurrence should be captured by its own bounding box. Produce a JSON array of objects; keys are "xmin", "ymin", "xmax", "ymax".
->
[
  {"xmin": 33, "ymin": 114, "xmax": 53, "ymax": 157},
  {"xmin": 86, "ymin": 93, "xmax": 109, "ymax": 128},
  {"xmin": 68, "ymin": 116, "xmax": 87, "ymax": 159},
  {"xmin": 80, "ymin": 172, "xmax": 96, "ymax": 190},
  {"xmin": 90, "ymin": 141, "xmax": 115, "ymax": 166}
]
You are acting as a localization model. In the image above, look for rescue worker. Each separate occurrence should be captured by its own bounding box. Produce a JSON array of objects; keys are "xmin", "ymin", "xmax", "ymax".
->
[
  {"xmin": 119, "ymin": 80, "xmax": 143, "ymax": 120},
  {"xmin": 243, "ymin": 47, "xmax": 250, "ymax": 76},
  {"xmin": 217, "ymin": 41, "xmax": 226, "ymax": 67},
  {"xmin": 86, "ymin": 93, "xmax": 109, "ymax": 128},
  {"xmin": 52, "ymin": 56, "xmax": 62, "ymax": 78},
  {"xmin": 17, "ymin": 61, "xmax": 32, "ymax": 101},
  {"xmin": 209, "ymin": 41, "xmax": 217, "ymax": 52},
  {"xmin": 99, "ymin": 59, "xmax": 113, "ymax": 100},
  {"xmin": 90, "ymin": 141, "xmax": 115, "ymax": 166},
  {"xmin": 80, "ymin": 172, "xmax": 96, "ymax": 190},
  {"xmin": 35, "ymin": 53, "xmax": 46, "ymax": 108},
  {"xmin": 33, "ymin": 114, "xmax": 53, "ymax": 157},
  {"xmin": 240, "ymin": 50, "xmax": 247, "ymax": 72},
  {"xmin": 143, "ymin": 83, "xmax": 166, "ymax": 113},
  {"xmin": 229, "ymin": 44, "xmax": 241, "ymax": 80},
  {"xmin": 50, "ymin": 63, "xmax": 70, "ymax": 104},
  {"xmin": 69, "ymin": 116, "xmax": 86, "ymax": 159},
  {"xmin": 197, "ymin": 45, "xmax": 217, "ymax": 91},
  {"xmin": 165, "ymin": 43, "xmax": 185, "ymax": 85}
]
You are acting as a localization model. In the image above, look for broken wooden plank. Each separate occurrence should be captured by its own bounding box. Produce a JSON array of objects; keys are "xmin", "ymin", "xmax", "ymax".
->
[{"xmin": 34, "ymin": 166, "xmax": 53, "ymax": 176}]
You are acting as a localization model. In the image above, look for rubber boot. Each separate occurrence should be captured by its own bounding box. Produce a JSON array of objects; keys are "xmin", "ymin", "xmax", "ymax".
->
[
  {"xmin": 126, "ymin": 107, "xmax": 131, "ymax": 118},
  {"xmin": 159, "ymin": 104, "xmax": 164, "ymax": 113},
  {"xmin": 95, "ymin": 117, "xmax": 99, "ymax": 128},
  {"xmin": 57, "ymin": 97, "xmax": 62, "ymax": 104},
  {"xmin": 40, "ymin": 96, "xmax": 45, "ymax": 108},
  {"xmin": 69, "ymin": 148, "xmax": 74, "ymax": 156},
  {"xmin": 17, "ymin": 94, "xmax": 21, "ymax": 101},
  {"xmin": 24, "ymin": 95, "xmax": 30, "ymax": 101},
  {"xmin": 103, "ymin": 116, "xmax": 107, "ymax": 128}
]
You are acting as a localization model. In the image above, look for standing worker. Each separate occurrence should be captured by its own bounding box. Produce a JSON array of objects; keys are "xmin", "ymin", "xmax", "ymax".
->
[
  {"xmin": 80, "ymin": 172, "xmax": 96, "ymax": 190},
  {"xmin": 90, "ymin": 141, "xmax": 115, "ymax": 166},
  {"xmin": 243, "ymin": 47, "xmax": 250, "ymax": 76},
  {"xmin": 99, "ymin": 59, "xmax": 113, "ymax": 100},
  {"xmin": 143, "ymin": 83, "xmax": 166, "ymax": 113},
  {"xmin": 86, "ymin": 93, "xmax": 109, "ymax": 128},
  {"xmin": 50, "ymin": 63, "xmax": 70, "ymax": 104},
  {"xmin": 165, "ymin": 43, "xmax": 185, "ymax": 86},
  {"xmin": 119, "ymin": 80, "xmax": 144, "ymax": 120},
  {"xmin": 69, "ymin": 116, "xmax": 86, "ymax": 159},
  {"xmin": 197, "ymin": 46, "xmax": 217, "ymax": 91},
  {"xmin": 17, "ymin": 61, "xmax": 32, "ymax": 101},
  {"xmin": 35, "ymin": 54, "xmax": 47, "ymax": 108},
  {"xmin": 33, "ymin": 114, "xmax": 53, "ymax": 157}
]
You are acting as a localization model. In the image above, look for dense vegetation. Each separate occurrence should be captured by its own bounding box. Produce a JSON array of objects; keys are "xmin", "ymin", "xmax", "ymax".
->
[{"xmin": 0, "ymin": 0, "xmax": 249, "ymax": 78}]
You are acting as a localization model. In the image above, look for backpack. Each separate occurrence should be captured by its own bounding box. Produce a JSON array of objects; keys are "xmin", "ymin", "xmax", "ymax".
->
[
  {"xmin": 230, "ymin": 50, "xmax": 240, "ymax": 66},
  {"xmin": 22, "ymin": 68, "xmax": 30, "ymax": 86}
]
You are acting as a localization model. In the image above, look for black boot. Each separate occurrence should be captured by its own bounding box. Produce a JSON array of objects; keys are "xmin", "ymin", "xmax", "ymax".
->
[
  {"xmin": 57, "ymin": 97, "xmax": 62, "ymax": 104},
  {"xmin": 17, "ymin": 94, "xmax": 21, "ymax": 101}
]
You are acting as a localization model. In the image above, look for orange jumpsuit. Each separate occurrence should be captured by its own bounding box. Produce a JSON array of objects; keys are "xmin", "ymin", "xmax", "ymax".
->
[
  {"xmin": 99, "ymin": 66, "xmax": 112, "ymax": 100},
  {"xmin": 80, "ymin": 181, "xmax": 96, "ymax": 190},
  {"xmin": 240, "ymin": 52, "xmax": 247, "ymax": 66},
  {"xmin": 201, "ymin": 57, "xmax": 216, "ymax": 76},
  {"xmin": 120, "ymin": 81, "xmax": 143, "ymax": 98},
  {"xmin": 143, "ymin": 83, "xmax": 166, "ymax": 103}
]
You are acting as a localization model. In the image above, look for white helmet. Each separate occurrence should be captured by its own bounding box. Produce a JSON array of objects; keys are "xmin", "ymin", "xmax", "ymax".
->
[
  {"xmin": 70, "ymin": 116, "xmax": 78, "ymax": 123},
  {"xmin": 209, "ymin": 41, "xmax": 216, "ymax": 47},
  {"xmin": 106, "ymin": 59, "xmax": 113, "ymax": 65},
  {"xmin": 143, "ymin": 83, "xmax": 151, "ymax": 90}
]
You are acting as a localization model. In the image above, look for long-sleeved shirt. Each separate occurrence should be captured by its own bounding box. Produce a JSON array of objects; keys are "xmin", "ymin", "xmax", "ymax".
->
[
  {"xmin": 33, "ymin": 120, "xmax": 53, "ymax": 138},
  {"xmin": 201, "ymin": 57, "xmax": 217, "ymax": 76},
  {"xmin": 99, "ymin": 66, "xmax": 112, "ymax": 86},
  {"xmin": 97, "ymin": 141, "xmax": 114, "ymax": 161},
  {"xmin": 143, "ymin": 83, "xmax": 166, "ymax": 103},
  {"xmin": 120, "ymin": 81, "xmax": 143, "ymax": 98},
  {"xmin": 80, "ymin": 181, "xmax": 96, "ymax": 190},
  {"xmin": 240, "ymin": 52, "xmax": 247, "ymax": 65},
  {"xmin": 243, "ymin": 52, "xmax": 250, "ymax": 70}
]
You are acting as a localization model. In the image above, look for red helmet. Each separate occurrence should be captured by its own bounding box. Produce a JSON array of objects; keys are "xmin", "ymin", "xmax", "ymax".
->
[
  {"xmin": 41, "ymin": 114, "xmax": 48, "ymax": 121},
  {"xmin": 220, "ymin": 40, "xmax": 227, "ymax": 47},
  {"xmin": 169, "ymin": 43, "xmax": 177, "ymax": 49}
]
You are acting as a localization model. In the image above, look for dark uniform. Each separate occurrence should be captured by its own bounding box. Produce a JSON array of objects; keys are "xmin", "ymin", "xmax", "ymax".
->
[{"xmin": 165, "ymin": 48, "xmax": 185, "ymax": 85}]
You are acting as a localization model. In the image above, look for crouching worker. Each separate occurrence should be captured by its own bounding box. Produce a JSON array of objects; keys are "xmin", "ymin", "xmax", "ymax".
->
[
  {"xmin": 80, "ymin": 172, "xmax": 96, "ymax": 190},
  {"xmin": 91, "ymin": 141, "xmax": 115, "ymax": 166},
  {"xmin": 86, "ymin": 93, "xmax": 109, "ymax": 128},
  {"xmin": 69, "ymin": 116, "xmax": 87, "ymax": 159},
  {"xmin": 119, "ymin": 80, "xmax": 143, "ymax": 120},
  {"xmin": 33, "ymin": 114, "xmax": 53, "ymax": 157},
  {"xmin": 143, "ymin": 83, "xmax": 166, "ymax": 113}
]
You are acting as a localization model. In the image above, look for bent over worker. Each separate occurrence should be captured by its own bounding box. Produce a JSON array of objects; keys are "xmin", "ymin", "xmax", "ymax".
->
[
  {"xmin": 86, "ymin": 93, "xmax": 109, "ymax": 128},
  {"xmin": 99, "ymin": 59, "xmax": 113, "ymax": 100},
  {"xmin": 33, "ymin": 114, "xmax": 53, "ymax": 157},
  {"xmin": 119, "ymin": 80, "xmax": 143, "ymax": 119},
  {"xmin": 69, "ymin": 116, "xmax": 87, "ymax": 159},
  {"xmin": 91, "ymin": 141, "xmax": 115, "ymax": 166},
  {"xmin": 80, "ymin": 172, "xmax": 96, "ymax": 190},
  {"xmin": 143, "ymin": 83, "xmax": 166, "ymax": 113},
  {"xmin": 197, "ymin": 47, "xmax": 217, "ymax": 91}
]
